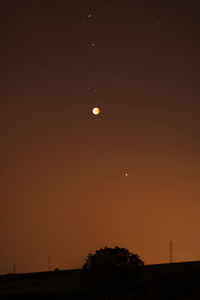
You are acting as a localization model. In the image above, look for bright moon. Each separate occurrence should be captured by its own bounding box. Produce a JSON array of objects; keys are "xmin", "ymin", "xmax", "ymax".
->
[{"xmin": 92, "ymin": 107, "xmax": 100, "ymax": 115}]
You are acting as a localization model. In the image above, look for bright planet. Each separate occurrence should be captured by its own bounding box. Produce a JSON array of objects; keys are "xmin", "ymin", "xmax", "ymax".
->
[{"xmin": 92, "ymin": 107, "xmax": 100, "ymax": 115}]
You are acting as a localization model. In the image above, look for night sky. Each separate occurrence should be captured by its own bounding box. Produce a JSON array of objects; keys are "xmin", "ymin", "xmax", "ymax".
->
[{"xmin": 0, "ymin": 0, "xmax": 200, "ymax": 274}]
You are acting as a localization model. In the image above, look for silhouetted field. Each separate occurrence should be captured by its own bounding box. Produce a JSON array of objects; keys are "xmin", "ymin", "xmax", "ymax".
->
[{"xmin": 0, "ymin": 261, "xmax": 200, "ymax": 299}]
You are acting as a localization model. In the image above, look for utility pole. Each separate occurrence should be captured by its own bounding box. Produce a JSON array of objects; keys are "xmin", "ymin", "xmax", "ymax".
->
[
  {"xmin": 48, "ymin": 256, "xmax": 51, "ymax": 271},
  {"xmin": 169, "ymin": 241, "xmax": 173, "ymax": 263}
]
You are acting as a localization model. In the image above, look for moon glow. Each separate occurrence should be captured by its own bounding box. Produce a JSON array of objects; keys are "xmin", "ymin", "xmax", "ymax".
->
[{"xmin": 92, "ymin": 107, "xmax": 100, "ymax": 115}]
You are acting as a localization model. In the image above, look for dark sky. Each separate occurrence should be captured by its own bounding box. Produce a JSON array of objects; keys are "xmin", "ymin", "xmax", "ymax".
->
[{"xmin": 0, "ymin": 0, "xmax": 200, "ymax": 274}]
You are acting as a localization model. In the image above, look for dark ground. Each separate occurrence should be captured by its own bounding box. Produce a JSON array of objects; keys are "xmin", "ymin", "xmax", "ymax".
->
[{"xmin": 0, "ymin": 261, "xmax": 200, "ymax": 299}]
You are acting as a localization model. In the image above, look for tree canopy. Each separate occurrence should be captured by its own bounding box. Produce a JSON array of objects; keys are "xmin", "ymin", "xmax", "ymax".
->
[
  {"xmin": 83, "ymin": 246, "xmax": 143, "ymax": 272},
  {"xmin": 82, "ymin": 246, "xmax": 144, "ymax": 298}
]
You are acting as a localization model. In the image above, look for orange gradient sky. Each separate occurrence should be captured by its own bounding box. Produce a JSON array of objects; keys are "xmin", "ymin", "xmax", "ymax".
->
[{"xmin": 0, "ymin": 0, "xmax": 200, "ymax": 274}]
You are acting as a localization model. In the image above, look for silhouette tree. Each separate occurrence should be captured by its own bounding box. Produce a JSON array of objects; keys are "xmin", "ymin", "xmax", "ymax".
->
[{"xmin": 82, "ymin": 246, "xmax": 144, "ymax": 299}]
